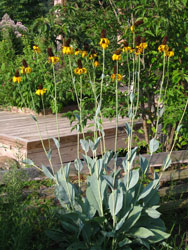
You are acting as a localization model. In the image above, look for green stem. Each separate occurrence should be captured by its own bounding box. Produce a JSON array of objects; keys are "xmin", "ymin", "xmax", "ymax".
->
[
  {"xmin": 164, "ymin": 57, "xmax": 170, "ymax": 98},
  {"xmin": 52, "ymin": 64, "xmax": 61, "ymax": 142},
  {"xmin": 155, "ymin": 54, "xmax": 166, "ymax": 139},
  {"xmin": 52, "ymin": 64, "xmax": 64, "ymax": 169},
  {"xmin": 41, "ymin": 94, "xmax": 51, "ymax": 150},
  {"xmin": 100, "ymin": 48, "xmax": 105, "ymax": 107},
  {"xmin": 134, "ymin": 54, "xmax": 141, "ymax": 118}
]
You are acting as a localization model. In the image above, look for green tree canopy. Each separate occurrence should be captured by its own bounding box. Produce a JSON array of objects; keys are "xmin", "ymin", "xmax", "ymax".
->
[{"xmin": 0, "ymin": 0, "xmax": 52, "ymax": 26}]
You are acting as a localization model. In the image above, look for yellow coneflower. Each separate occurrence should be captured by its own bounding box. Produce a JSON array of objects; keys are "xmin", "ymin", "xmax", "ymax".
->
[
  {"xmin": 135, "ymin": 36, "xmax": 147, "ymax": 55},
  {"xmin": 131, "ymin": 20, "xmax": 144, "ymax": 32},
  {"xmin": 112, "ymin": 49, "xmax": 121, "ymax": 61},
  {"xmin": 122, "ymin": 41, "xmax": 131, "ymax": 52},
  {"xmin": 111, "ymin": 65, "xmax": 122, "ymax": 81},
  {"xmin": 129, "ymin": 47, "xmax": 135, "ymax": 53},
  {"xmin": 13, "ymin": 70, "xmax": 21, "ymax": 83},
  {"xmin": 139, "ymin": 42, "xmax": 148, "ymax": 49},
  {"xmin": 36, "ymin": 84, "xmax": 47, "ymax": 96},
  {"xmin": 130, "ymin": 25, "xmax": 134, "ymax": 33},
  {"xmin": 74, "ymin": 59, "xmax": 87, "ymax": 75},
  {"xmin": 158, "ymin": 44, "xmax": 169, "ymax": 53},
  {"xmin": 62, "ymin": 38, "xmax": 73, "ymax": 55},
  {"xmin": 158, "ymin": 36, "xmax": 169, "ymax": 53},
  {"xmin": 33, "ymin": 45, "xmax": 41, "ymax": 53},
  {"xmin": 47, "ymin": 48, "xmax": 59, "ymax": 64},
  {"xmin": 82, "ymin": 43, "xmax": 89, "ymax": 58},
  {"xmin": 94, "ymin": 57, "xmax": 99, "ymax": 67},
  {"xmin": 89, "ymin": 50, "xmax": 97, "ymax": 60},
  {"xmin": 135, "ymin": 47, "xmax": 143, "ymax": 55},
  {"xmin": 99, "ymin": 29, "xmax": 110, "ymax": 49},
  {"xmin": 165, "ymin": 47, "xmax": 174, "ymax": 57},
  {"xmin": 21, "ymin": 59, "xmax": 31, "ymax": 74},
  {"xmin": 75, "ymin": 48, "xmax": 82, "ymax": 56},
  {"xmin": 139, "ymin": 37, "xmax": 147, "ymax": 49},
  {"xmin": 82, "ymin": 51, "xmax": 88, "ymax": 57},
  {"xmin": 111, "ymin": 74, "xmax": 122, "ymax": 81}
]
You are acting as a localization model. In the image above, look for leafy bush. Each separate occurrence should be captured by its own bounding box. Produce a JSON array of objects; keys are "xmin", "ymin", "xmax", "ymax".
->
[{"xmin": 43, "ymin": 136, "xmax": 170, "ymax": 249}]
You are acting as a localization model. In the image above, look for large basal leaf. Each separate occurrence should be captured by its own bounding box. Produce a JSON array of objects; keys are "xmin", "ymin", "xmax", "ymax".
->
[
  {"xmin": 81, "ymin": 197, "xmax": 96, "ymax": 219},
  {"xmin": 122, "ymin": 147, "xmax": 138, "ymax": 173},
  {"xmin": 115, "ymin": 210, "xmax": 130, "ymax": 231},
  {"xmin": 148, "ymin": 229, "xmax": 170, "ymax": 243},
  {"xmin": 124, "ymin": 169, "xmax": 139, "ymax": 190},
  {"xmin": 56, "ymin": 163, "xmax": 70, "ymax": 183},
  {"xmin": 162, "ymin": 154, "xmax": 171, "ymax": 171},
  {"xmin": 86, "ymin": 175, "xmax": 106, "ymax": 216},
  {"xmin": 86, "ymin": 186, "xmax": 101, "ymax": 215},
  {"xmin": 55, "ymin": 180, "xmax": 75, "ymax": 206},
  {"xmin": 103, "ymin": 175, "xmax": 114, "ymax": 190},
  {"xmin": 118, "ymin": 237, "xmax": 132, "ymax": 248},
  {"xmin": 89, "ymin": 140, "xmax": 95, "ymax": 151},
  {"xmin": 61, "ymin": 220, "xmax": 79, "ymax": 234},
  {"xmin": 64, "ymin": 163, "xmax": 71, "ymax": 179},
  {"xmin": 82, "ymin": 154, "xmax": 96, "ymax": 173},
  {"xmin": 103, "ymin": 151, "xmax": 113, "ymax": 166},
  {"xmin": 129, "ymin": 227, "xmax": 154, "ymax": 239},
  {"xmin": 22, "ymin": 158, "xmax": 34, "ymax": 166},
  {"xmin": 134, "ymin": 217, "xmax": 166, "ymax": 233},
  {"xmin": 140, "ymin": 155, "xmax": 149, "ymax": 174},
  {"xmin": 145, "ymin": 206, "xmax": 161, "ymax": 219},
  {"xmin": 149, "ymin": 138, "xmax": 159, "ymax": 154},
  {"xmin": 93, "ymin": 137, "xmax": 101, "ymax": 151},
  {"xmin": 143, "ymin": 189, "xmax": 160, "ymax": 207},
  {"xmin": 47, "ymin": 148, "xmax": 52, "ymax": 160},
  {"xmin": 95, "ymin": 158, "xmax": 104, "ymax": 177},
  {"xmin": 42, "ymin": 164, "xmax": 54, "ymax": 180},
  {"xmin": 74, "ymin": 158, "xmax": 83, "ymax": 172},
  {"xmin": 55, "ymin": 184, "xmax": 69, "ymax": 205},
  {"xmin": 52, "ymin": 137, "xmax": 60, "ymax": 149},
  {"xmin": 108, "ymin": 188, "xmax": 123, "ymax": 216},
  {"xmin": 122, "ymin": 206, "xmax": 143, "ymax": 232},
  {"xmin": 80, "ymin": 139, "xmax": 89, "ymax": 153},
  {"xmin": 132, "ymin": 238, "xmax": 150, "ymax": 249},
  {"xmin": 125, "ymin": 122, "xmax": 131, "ymax": 136},
  {"xmin": 138, "ymin": 181, "xmax": 155, "ymax": 201},
  {"xmin": 128, "ymin": 147, "xmax": 138, "ymax": 165}
]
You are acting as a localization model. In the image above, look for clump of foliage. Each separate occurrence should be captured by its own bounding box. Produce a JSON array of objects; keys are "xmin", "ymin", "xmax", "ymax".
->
[
  {"xmin": 0, "ymin": 168, "xmax": 57, "ymax": 250},
  {"xmin": 0, "ymin": 0, "xmax": 51, "ymax": 26},
  {"xmin": 41, "ymin": 134, "xmax": 170, "ymax": 249}
]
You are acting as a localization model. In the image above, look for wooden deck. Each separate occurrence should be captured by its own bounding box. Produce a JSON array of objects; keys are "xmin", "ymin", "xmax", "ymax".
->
[{"xmin": 0, "ymin": 111, "xmax": 143, "ymax": 167}]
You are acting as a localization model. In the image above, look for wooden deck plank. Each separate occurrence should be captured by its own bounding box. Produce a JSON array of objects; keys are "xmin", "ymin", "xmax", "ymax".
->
[
  {"xmin": 139, "ymin": 150, "xmax": 188, "ymax": 167},
  {"xmin": 0, "ymin": 111, "xmax": 143, "ymax": 164},
  {"xmin": 0, "ymin": 112, "xmax": 132, "ymax": 138},
  {"xmin": 0, "ymin": 114, "xmax": 137, "ymax": 140}
]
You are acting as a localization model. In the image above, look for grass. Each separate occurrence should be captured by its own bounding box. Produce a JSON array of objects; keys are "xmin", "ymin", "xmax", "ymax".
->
[
  {"xmin": 160, "ymin": 207, "xmax": 188, "ymax": 249},
  {"xmin": 0, "ymin": 167, "xmax": 57, "ymax": 250}
]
